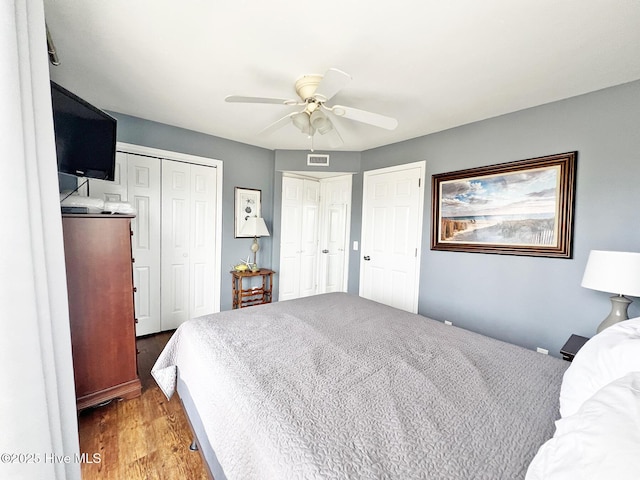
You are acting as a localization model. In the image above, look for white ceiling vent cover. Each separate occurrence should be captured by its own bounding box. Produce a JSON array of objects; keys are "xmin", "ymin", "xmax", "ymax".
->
[{"xmin": 307, "ymin": 154, "xmax": 330, "ymax": 166}]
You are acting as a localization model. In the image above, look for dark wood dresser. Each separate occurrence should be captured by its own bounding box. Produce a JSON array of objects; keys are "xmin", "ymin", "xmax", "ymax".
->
[{"xmin": 62, "ymin": 214, "xmax": 141, "ymax": 410}]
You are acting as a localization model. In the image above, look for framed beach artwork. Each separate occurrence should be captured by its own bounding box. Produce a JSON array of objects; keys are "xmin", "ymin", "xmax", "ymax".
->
[
  {"xmin": 234, "ymin": 187, "xmax": 262, "ymax": 238},
  {"xmin": 431, "ymin": 152, "xmax": 577, "ymax": 258}
]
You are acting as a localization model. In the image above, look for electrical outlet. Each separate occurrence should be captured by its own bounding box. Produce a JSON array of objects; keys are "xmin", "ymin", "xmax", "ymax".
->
[
  {"xmin": 444, "ymin": 320, "xmax": 453, "ymax": 326},
  {"xmin": 536, "ymin": 347, "xmax": 549, "ymax": 355}
]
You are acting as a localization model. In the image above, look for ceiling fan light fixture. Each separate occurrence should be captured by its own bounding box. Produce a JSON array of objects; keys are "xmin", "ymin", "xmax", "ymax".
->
[
  {"xmin": 292, "ymin": 112, "xmax": 308, "ymax": 130},
  {"xmin": 292, "ymin": 112, "xmax": 313, "ymax": 135},
  {"xmin": 310, "ymin": 110, "xmax": 333, "ymax": 135}
]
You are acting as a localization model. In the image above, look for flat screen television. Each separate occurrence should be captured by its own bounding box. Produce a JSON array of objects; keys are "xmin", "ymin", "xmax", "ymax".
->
[{"xmin": 51, "ymin": 81, "xmax": 117, "ymax": 181}]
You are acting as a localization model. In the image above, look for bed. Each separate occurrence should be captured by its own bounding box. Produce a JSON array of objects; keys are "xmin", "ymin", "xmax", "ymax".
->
[{"xmin": 152, "ymin": 292, "xmax": 569, "ymax": 479}]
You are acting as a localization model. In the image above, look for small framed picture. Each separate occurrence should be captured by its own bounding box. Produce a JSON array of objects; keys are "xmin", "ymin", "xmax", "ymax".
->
[{"xmin": 235, "ymin": 187, "xmax": 262, "ymax": 238}]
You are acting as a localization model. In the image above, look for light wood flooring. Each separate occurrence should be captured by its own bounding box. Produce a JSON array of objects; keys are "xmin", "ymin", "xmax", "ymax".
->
[{"xmin": 77, "ymin": 331, "xmax": 210, "ymax": 480}]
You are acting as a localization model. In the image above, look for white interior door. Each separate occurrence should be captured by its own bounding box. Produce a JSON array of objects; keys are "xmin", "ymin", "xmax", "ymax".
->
[
  {"xmin": 279, "ymin": 177, "xmax": 303, "ymax": 301},
  {"xmin": 321, "ymin": 203, "xmax": 347, "ymax": 292},
  {"xmin": 360, "ymin": 162, "xmax": 425, "ymax": 313},
  {"xmin": 279, "ymin": 176, "xmax": 320, "ymax": 300},
  {"xmin": 161, "ymin": 159, "xmax": 217, "ymax": 330},
  {"xmin": 86, "ymin": 152, "xmax": 127, "ymax": 202},
  {"xmin": 280, "ymin": 174, "xmax": 352, "ymax": 301},
  {"xmin": 318, "ymin": 175, "xmax": 352, "ymax": 293},
  {"xmin": 162, "ymin": 160, "xmax": 191, "ymax": 329},
  {"xmin": 300, "ymin": 180, "xmax": 320, "ymax": 297},
  {"xmin": 188, "ymin": 163, "xmax": 217, "ymax": 319},
  {"xmin": 127, "ymin": 153, "xmax": 161, "ymax": 336},
  {"xmin": 88, "ymin": 153, "xmax": 162, "ymax": 336},
  {"xmin": 86, "ymin": 144, "xmax": 221, "ymax": 334}
]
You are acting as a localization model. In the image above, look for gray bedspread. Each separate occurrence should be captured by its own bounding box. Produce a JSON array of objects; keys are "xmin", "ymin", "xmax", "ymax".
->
[{"xmin": 152, "ymin": 292, "xmax": 567, "ymax": 480}]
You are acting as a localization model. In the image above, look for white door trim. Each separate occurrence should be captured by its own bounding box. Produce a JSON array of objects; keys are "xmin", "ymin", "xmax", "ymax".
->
[
  {"xmin": 359, "ymin": 161, "xmax": 426, "ymax": 313},
  {"xmin": 116, "ymin": 142, "xmax": 223, "ymax": 314}
]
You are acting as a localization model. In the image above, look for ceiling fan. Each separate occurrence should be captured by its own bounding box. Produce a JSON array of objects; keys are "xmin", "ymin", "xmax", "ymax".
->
[{"xmin": 225, "ymin": 68, "xmax": 398, "ymax": 149}]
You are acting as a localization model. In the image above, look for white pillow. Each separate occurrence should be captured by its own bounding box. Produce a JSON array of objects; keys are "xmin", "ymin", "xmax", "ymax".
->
[
  {"xmin": 527, "ymin": 371, "xmax": 640, "ymax": 480},
  {"xmin": 559, "ymin": 316, "xmax": 640, "ymax": 418}
]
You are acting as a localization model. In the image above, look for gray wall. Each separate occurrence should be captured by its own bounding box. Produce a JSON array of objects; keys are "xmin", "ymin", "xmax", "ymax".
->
[
  {"xmin": 361, "ymin": 80, "xmax": 640, "ymax": 356},
  {"xmin": 109, "ymin": 113, "xmax": 275, "ymax": 311}
]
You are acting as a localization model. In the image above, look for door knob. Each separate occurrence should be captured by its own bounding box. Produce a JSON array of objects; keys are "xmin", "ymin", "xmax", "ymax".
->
[
  {"xmin": 322, "ymin": 249, "xmax": 329, "ymax": 254},
  {"xmin": 363, "ymin": 256, "xmax": 371, "ymax": 261}
]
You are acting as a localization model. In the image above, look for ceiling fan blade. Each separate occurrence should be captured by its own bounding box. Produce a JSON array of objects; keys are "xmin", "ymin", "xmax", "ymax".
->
[
  {"xmin": 259, "ymin": 112, "xmax": 298, "ymax": 136},
  {"xmin": 313, "ymin": 68, "xmax": 351, "ymax": 103},
  {"xmin": 225, "ymin": 95, "xmax": 299, "ymax": 105},
  {"xmin": 325, "ymin": 122, "xmax": 344, "ymax": 148},
  {"xmin": 330, "ymin": 104, "xmax": 398, "ymax": 130}
]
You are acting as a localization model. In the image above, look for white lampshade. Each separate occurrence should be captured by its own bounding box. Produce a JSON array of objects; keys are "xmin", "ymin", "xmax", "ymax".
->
[
  {"xmin": 310, "ymin": 110, "xmax": 333, "ymax": 135},
  {"xmin": 581, "ymin": 250, "xmax": 640, "ymax": 297},
  {"xmin": 240, "ymin": 216, "xmax": 270, "ymax": 238},
  {"xmin": 292, "ymin": 112, "xmax": 314, "ymax": 136}
]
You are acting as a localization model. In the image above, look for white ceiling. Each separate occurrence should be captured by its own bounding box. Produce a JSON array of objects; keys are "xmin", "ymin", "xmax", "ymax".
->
[{"xmin": 43, "ymin": 0, "xmax": 640, "ymax": 152}]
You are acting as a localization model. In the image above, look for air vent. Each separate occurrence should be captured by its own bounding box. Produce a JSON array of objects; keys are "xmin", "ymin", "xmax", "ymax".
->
[{"xmin": 307, "ymin": 154, "xmax": 330, "ymax": 167}]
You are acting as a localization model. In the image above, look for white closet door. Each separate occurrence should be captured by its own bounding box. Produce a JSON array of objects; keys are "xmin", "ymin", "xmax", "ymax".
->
[
  {"xmin": 188, "ymin": 163, "xmax": 217, "ymax": 319},
  {"xmin": 88, "ymin": 152, "xmax": 163, "ymax": 335},
  {"xmin": 162, "ymin": 160, "xmax": 192, "ymax": 329},
  {"xmin": 127, "ymin": 154, "xmax": 161, "ymax": 336},
  {"xmin": 318, "ymin": 175, "xmax": 351, "ymax": 294},
  {"xmin": 279, "ymin": 177, "xmax": 303, "ymax": 301},
  {"xmin": 299, "ymin": 180, "xmax": 320, "ymax": 297},
  {"xmin": 161, "ymin": 159, "xmax": 217, "ymax": 330},
  {"xmin": 86, "ymin": 152, "xmax": 127, "ymax": 202},
  {"xmin": 89, "ymin": 146, "xmax": 220, "ymax": 334},
  {"xmin": 322, "ymin": 203, "xmax": 347, "ymax": 292}
]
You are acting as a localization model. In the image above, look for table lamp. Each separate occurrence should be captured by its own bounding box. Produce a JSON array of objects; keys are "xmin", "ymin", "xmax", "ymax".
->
[
  {"xmin": 581, "ymin": 250, "xmax": 640, "ymax": 333},
  {"xmin": 240, "ymin": 216, "xmax": 270, "ymax": 269}
]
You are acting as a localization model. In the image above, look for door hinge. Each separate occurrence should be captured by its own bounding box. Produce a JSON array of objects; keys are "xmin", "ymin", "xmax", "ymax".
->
[
  {"xmin": 418, "ymin": 178, "xmax": 421, "ymax": 187},
  {"xmin": 415, "ymin": 248, "xmax": 418, "ymax": 257}
]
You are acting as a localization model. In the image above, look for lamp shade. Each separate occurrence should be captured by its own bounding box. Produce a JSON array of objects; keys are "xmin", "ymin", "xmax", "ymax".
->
[
  {"xmin": 292, "ymin": 112, "xmax": 313, "ymax": 135},
  {"xmin": 581, "ymin": 250, "xmax": 640, "ymax": 297},
  {"xmin": 310, "ymin": 110, "xmax": 333, "ymax": 134},
  {"xmin": 240, "ymin": 216, "xmax": 270, "ymax": 237}
]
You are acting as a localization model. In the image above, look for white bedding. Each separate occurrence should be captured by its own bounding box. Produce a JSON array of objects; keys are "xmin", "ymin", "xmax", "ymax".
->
[
  {"xmin": 527, "ymin": 371, "xmax": 640, "ymax": 480},
  {"xmin": 152, "ymin": 293, "xmax": 567, "ymax": 480}
]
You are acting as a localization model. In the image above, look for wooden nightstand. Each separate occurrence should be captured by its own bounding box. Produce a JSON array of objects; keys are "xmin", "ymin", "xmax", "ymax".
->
[
  {"xmin": 231, "ymin": 268, "xmax": 275, "ymax": 309},
  {"xmin": 560, "ymin": 334, "xmax": 590, "ymax": 362}
]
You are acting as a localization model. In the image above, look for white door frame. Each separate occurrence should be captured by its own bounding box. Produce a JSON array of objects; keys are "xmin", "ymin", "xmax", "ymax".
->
[
  {"xmin": 359, "ymin": 161, "xmax": 426, "ymax": 313},
  {"xmin": 116, "ymin": 142, "xmax": 223, "ymax": 314}
]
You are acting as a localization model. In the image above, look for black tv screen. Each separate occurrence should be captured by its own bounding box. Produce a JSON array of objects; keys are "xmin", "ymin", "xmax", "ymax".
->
[{"xmin": 51, "ymin": 81, "xmax": 117, "ymax": 181}]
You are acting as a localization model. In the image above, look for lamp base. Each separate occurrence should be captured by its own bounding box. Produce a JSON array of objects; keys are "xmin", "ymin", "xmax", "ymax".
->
[
  {"xmin": 596, "ymin": 295, "xmax": 632, "ymax": 333},
  {"xmin": 250, "ymin": 236, "xmax": 259, "ymax": 266}
]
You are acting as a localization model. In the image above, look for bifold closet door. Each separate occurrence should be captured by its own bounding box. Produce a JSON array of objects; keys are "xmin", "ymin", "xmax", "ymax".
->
[
  {"xmin": 127, "ymin": 154, "xmax": 161, "ymax": 336},
  {"xmin": 278, "ymin": 177, "xmax": 303, "ymax": 301},
  {"xmin": 87, "ymin": 152, "xmax": 162, "ymax": 336},
  {"xmin": 300, "ymin": 181, "xmax": 320, "ymax": 297},
  {"xmin": 161, "ymin": 160, "xmax": 217, "ymax": 330},
  {"xmin": 279, "ymin": 177, "xmax": 319, "ymax": 301},
  {"xmin": 317, "ymin": 175, "xmax": 351, "ymax": 294}
]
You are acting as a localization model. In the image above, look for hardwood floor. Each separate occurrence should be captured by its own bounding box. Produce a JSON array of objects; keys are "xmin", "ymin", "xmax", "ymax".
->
[{"xmin": 77, "ymin": 331, "xmax": 210, "ymax": 480}]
